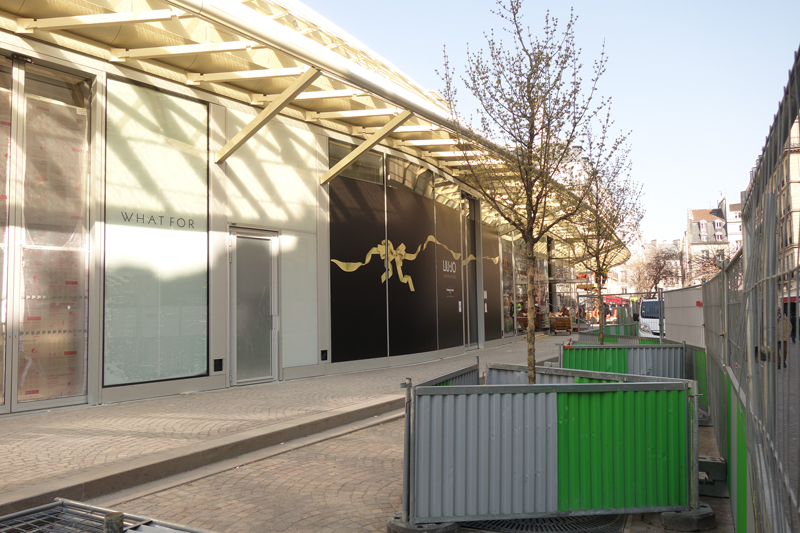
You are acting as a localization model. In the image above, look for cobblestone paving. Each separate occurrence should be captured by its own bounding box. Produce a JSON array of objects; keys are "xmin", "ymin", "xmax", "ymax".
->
[
  {"xmin": 118, "ymin": 418, "xmax": 734, "ymax": 533},
  {"xmin": 0, "ymin": 335, "xmax": 559, "ymax": 495},
  {"xmin": 117, "ymin": 419, "xmax": 406, "ymax": 533}
]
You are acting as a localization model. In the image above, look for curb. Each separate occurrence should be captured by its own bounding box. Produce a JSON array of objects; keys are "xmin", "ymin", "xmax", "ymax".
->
[{"xmin": 0, "ymin": 395, "xmax": 404, "ymax": 516}]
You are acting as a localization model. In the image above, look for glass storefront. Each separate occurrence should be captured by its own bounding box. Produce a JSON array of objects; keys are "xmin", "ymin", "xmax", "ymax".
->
[
  {"xmin": 0, "ymin": 58, "xmax": 10, "ymax": 406},
  {"xmin": 0, "ymin": 60, "xmax": 92, "ymax": 409},
  {"xmin": 103, "ymin": 81, "xmax": 208, "ymax": 386}
]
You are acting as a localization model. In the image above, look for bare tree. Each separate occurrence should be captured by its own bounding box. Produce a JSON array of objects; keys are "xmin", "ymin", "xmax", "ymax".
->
[
  {"xmin": 440, "ymin": 0, "xmax": 610, "ymax": 383},
  {"xmin": 685, "ymin": 244, "xmax": 736, "ymax": 284},
  {"xmin": 629, "ymin": 247, "xmax": 681, "ymax": 297},
  {"xmin": 570, "ymin": 112, "xmax": 643, "ymax": 344}
]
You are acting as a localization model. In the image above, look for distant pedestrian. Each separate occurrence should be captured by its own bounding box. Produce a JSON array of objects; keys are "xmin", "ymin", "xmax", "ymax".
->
[{"xmin": 778, "ymin": 307, "xmax": 791, "ymax": 369}]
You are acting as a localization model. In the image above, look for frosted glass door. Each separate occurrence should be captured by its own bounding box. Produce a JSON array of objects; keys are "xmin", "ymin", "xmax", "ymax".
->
[{"xmin": 234, "ymin": 236, "xmax": 274, "ymax": 382}]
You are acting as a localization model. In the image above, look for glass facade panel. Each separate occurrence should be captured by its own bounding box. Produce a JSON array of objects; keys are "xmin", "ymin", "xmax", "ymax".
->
[
  {"xmin": 0, "ymin": 58, "xmax": 10, "ymax": 405},
  {"xmin": 328, "ymin": 140, "xmax": 383, "ymax": 184},
  {"xmin": 17, "ymin": 65, "xmax": 91, "ymax": 402},
  {"xmin": 235, "ymin": 236, "xmax": 272, "ymax": 381},
  {"xmin": 104, "ymin": 81, "xmax": 208, "ymax": 386}
]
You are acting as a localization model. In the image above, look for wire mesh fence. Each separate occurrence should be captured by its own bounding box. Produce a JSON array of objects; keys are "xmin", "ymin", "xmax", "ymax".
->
[{"xmin": 701, "ymin": 43, "xmax": 800, "ymax": 533}]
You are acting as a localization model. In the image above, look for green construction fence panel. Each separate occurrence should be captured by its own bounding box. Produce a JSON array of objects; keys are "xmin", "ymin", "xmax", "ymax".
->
[
  {"xmin": 556, "ymin": 389, "xmax": 688, "ymax": 512},
  {"xmin": 562, "ymin": 347, "xmax": 628, "ymax": 374},
  {"xmin": 737, "ymin": 399, "xmax": 747, "ymax": 530},
  {"xmin": 639, "ymin": 339, "xmax": 660, "ymax": 345}
]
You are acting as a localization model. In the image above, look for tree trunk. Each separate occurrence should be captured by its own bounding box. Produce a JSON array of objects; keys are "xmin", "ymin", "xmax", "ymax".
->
[
  {"xmin": 526, "ymin": 249, "xmax": 537, "ymax": 384},
  {"xmin": 597, "ymin": 280, "xmax": 605, "ymax": 345}
]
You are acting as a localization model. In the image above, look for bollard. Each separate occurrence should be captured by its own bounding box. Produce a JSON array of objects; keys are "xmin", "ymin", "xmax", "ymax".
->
[
  {"xmin": 401, "ymin": 378, "xmax": 412, "ymax": 524},
  {"xmin": 103, "ymin": 512, "xmax": 124, "ymax": 533}
]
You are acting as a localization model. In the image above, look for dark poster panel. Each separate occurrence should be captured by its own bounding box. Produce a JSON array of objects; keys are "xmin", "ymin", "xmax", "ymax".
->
[
  {"xmin": 386, "ymin": 187, "xmax": 437, "ymax": 356},
  {"xmin": 329, "ymin": 177, "xmax": 387, "ymax": 362},
  {"xmin": 482, "ymin": 224, "xmax": 503, "ymax": 341},
  {"xmin": 435, "ymin": 201, "xmax": 464, "ymax": 349}
]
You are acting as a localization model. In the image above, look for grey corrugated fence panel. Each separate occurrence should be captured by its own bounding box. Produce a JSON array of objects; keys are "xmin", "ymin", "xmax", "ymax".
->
[
  {"xmin": 627, "ymin": 346, "xmax": 686, "ymax": 379},
  {"xmin": 416, "ymin": 364, "xmax": 479, "ymax": 387},
  {"xmin": 486, "ymin": 363, "xmax": 528, "ymax": 384},
  {"xmin": 413, "ymin": 388, "xmax": 559, "ymax": 523},
  {"xmin": 490, "ymin": 363, "xmax": 689, "ymax": 386},
  {"xmin": 411, "ymin": 381, "xmax": 693, "ymax": 524}
]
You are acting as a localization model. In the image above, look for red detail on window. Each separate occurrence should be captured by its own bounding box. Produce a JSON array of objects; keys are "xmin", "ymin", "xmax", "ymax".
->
[
  {"xmin": 696, "ymin": 301, "xmax": 703, "ymax": 307},
  {"xmin": 25, "ymin": 389, "xmax": 39, "ymax": 395},
  {"xmin": 65, "ymin": 281, "xmax": 78, "ymax": 285},
  {"xmin": 64, "ymin": 351, "xmax": 77, "ymax": 355},
  {"xmin": 27, "ymin": 316, "xmax": 41, "ymax": 320},
  {"xmin": 34, "ymin": 176, "xmax": 47, "ymax": 182}
]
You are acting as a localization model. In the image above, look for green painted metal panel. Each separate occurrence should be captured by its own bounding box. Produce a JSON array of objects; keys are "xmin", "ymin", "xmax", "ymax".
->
[
  {"xmin": 434, "ymin": 380, "xmax": 450, "ymax": 386},
  {"xmin": 737, "ymin": 400, "xmax": 747, "ymax": 530},
  {"xmin": 639, "ymin": 339, "xmax": 660, "ymax": 345},
  {"xmin": 562, "ymin": 347, "xmax": 628, "ymax": 374},
  {"xmin": 605, "ymin": 336, "xmax": 619, "ymax": 343},
  {"xmin": 556, "ymin": 389, "xmax": 688, "ymax": 512},
  {"xmin": 694, "ymin": 350, "xmax": 708, "ymax": 409},
  {"xmin": 727, "ymin": 375, "xmax": 732, "ymax": 487}
]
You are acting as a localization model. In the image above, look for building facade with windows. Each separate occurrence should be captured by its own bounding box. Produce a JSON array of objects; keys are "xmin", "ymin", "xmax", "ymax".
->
[
  {"xmin": 0, "ymin": 0, "xmax": 618, "ymax": 415},
  {"xmin": 684, "ymin": 203, "xmax": 733, "ymax": 285}
]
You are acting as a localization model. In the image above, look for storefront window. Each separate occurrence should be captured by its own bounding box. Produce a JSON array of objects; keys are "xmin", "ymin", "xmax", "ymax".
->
[
  {"xmin": 104, "ymin": 81, "xmax": 208, "ymax": 386},
  {"xmin": 329, "ymin": 140, "xmax": 383, "ymax": 184},
  {"xmin": 17, "ymin": 64, "xmax": 91, "ymax": 402}
]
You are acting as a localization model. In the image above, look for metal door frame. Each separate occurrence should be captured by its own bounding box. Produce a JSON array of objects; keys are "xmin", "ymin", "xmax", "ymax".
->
[{"xmin": 229, "ymin": 227, "xmax": 279, "ymax": 386}]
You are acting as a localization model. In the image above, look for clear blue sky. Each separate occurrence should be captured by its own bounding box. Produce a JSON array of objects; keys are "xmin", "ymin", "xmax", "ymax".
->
[{"xmin": 297, "ymin": 0, "xmax": 800, "ymax": 242}]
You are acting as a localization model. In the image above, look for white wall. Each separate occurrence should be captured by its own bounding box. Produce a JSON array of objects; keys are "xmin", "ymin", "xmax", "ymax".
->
[
  {"xmin": 226, "ymin": 110, "xmax": 318, "ymax": 233},
  {"xmin": 281, "ymin": 231, "xmax": 318, "ymax": 367},
  {"xmin": 664, "ymin": 286, "xmax": 705, "ymax": 348},
  {"xmin": 225, "ymin": 111, "xmax": 321, "ymax": 370}
]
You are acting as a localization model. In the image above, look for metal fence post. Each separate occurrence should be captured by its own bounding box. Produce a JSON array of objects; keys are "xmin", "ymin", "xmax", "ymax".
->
[
  {"xmin": 401, "ymin": 378, "xmax": 412, "ymax": 524},
  {"xmin": 691, "ymin": 380, "xmax": 700, "ymax": 509},
  {"xmin": 658, "ymin": 288, "xmax": 665, "ymax": 342},
  {"xmin": 103, "ymin": 512, "xmax": 123, "ymax": 533}
]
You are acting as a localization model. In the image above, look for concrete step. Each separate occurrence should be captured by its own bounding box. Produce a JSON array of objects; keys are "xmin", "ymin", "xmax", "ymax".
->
[{"xmin": 0, "ymin": 395, "xmax": 403, "ymax": 517}]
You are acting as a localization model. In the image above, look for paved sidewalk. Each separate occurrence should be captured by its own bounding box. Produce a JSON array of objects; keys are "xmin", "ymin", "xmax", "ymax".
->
[
  {"xmin": 0, "ymin": 333, "xmax": 561, "ymax": 515},
  {"xmin": 107, "ymin": 421, "xmax": 733, "ymax": 532}
]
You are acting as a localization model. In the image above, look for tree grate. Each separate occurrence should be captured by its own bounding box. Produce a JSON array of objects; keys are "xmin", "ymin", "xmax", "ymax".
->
[{"xmin": 461, "ymin": 514, "xmax": 627, "ymax": 533}]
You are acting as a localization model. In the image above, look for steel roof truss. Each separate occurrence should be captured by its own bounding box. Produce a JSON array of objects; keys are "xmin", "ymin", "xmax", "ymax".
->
[
  {"xmin": 399, "ymin": 139, "xmax": 458, "ymax": 147},
  {"xmin": 111, "ymin": 40, "xmax": 261, "ymax": 62},
  {"xmin": 216, "ymin": 68, "xmax": 322, "ymax": 163},
  {"xmin": 187, "ymin": 67, "xmax": 308, "ymax": 85},
  {"xmin": 311, "ymin": 108, "xmax": 402, "ymax": 120},
  {"xmin": 255, "ymin": 88, "xmax": 366, "ymax": 103},
  {"xmin": 320, "ymin": 110, "xmax": 414, "ymax": 184},
  {"xmin": 16, "ymin": 9, "xmax": 190, "ymax": 33},
  {"xmin": 358, "ymin": 125, "xmax": 441, "ymax": 134}
]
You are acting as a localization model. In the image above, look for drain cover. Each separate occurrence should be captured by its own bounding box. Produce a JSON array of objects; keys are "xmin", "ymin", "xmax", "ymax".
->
[{"xmin": 461, "ymin": 514, "xmax": 627, "ymax": 533}]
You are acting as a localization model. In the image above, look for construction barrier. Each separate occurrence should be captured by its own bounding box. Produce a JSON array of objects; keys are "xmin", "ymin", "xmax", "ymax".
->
[
  {"xmin": 559, "ymin": 344, "xmax": 686, "ymax": 379},
  {"xmin": 403, "ymin": 365, "xmax": 699, "ymax": 525}
]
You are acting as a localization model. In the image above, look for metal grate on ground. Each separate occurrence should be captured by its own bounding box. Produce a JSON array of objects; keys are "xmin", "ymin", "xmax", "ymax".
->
[
  {"xmin": 461, "ymin": 514, "xmax": 627, "ymax": 533},
  {"xmin": 0, "ymin": 500, "xmax": 217, "ymax": 533}
]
